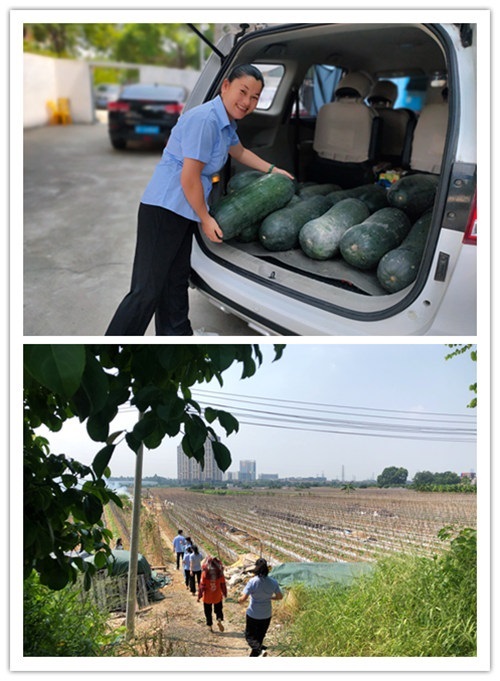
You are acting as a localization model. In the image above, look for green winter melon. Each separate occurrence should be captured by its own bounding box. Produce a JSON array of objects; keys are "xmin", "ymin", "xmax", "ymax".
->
[
  {"xmin": 259, "ymin": 195, "xmax": 331, "ymax": 252},
  {"xmin": 297, "ymin": 182, "xmax": 341, "ymax": 199},
  {"xmin": 227, "ymin": 170, "xmax": 264, "ymax": 192},
  {"xmin": 211, "ymin": 173, "xmax": 295, "ymax": 241},
  {"xmin": 376, "ymin": 211, "xmax": 433, "ymax": 292},
  {"xmin": 299, "ymin": 198, "xmax": 370, "ymax": 260},
  {"xmin": 326, "ymin": 183, "xmax": 389, "ymax": 213},
  {"xmin": 339, "ymin": 207, "xmax": 412, "ymax": 270},
  {"xmin": 387, "ymin": 173, "xmax": 439, "ymax": 219}
]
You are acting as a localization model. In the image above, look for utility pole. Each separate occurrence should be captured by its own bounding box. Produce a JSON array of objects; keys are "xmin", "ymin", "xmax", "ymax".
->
[{"xmin": 125, "ymin": 412, "xmax": 144, "ymax": 641}]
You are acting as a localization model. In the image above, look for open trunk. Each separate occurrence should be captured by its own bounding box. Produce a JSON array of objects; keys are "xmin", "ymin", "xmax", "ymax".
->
[{"xmin": 187, "ymin": 21, "xmax": 477, "ymax": 334}]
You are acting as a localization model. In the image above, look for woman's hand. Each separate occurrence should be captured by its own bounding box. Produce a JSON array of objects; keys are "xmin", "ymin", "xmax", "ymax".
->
[
  {"xmin": 271, "ymin": 166, "xmax": 295, "ymax": 181},
  {"xmin": 201, "ymin": 215, "xmax": 224, "ymax": 243}
]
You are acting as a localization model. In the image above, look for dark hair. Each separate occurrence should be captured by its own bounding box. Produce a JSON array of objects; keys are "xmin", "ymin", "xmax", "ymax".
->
[
  {"xmin": 253, "ymin": 558, "xmax": 269, "ymax": 577},
  {"xmin": 227, "ymin": 64, "xmax": 265, "ymax": 88},
  {"xmin": 204, "ymin": 556, "xmax": 224, "ymax": 579},
  {"xmin": 192, "ymin": 544, "xmax": 200, "ymax": 555}
]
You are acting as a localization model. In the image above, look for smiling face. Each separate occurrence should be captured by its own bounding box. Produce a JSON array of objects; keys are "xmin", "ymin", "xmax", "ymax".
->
[{"xmin": 220, "ymin": 75, "xmax": 263, "ymax": 120}]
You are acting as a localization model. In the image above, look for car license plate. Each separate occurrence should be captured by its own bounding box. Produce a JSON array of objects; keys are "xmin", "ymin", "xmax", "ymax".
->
[{"xmin": 135, "ymin": 125, "xmax": 159, "ymax": 134}]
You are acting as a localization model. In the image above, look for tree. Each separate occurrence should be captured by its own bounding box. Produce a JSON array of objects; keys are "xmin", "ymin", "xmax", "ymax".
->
[
  {"xmin": 341, "ymin": 483, "xmax": 356, "ymax": 494},
  {"xmin": 24, "ymin": 344, "xmax": 285, "ymax": 590},
  {"xmin": 445, "ymin": 344, "xmax": 477, "ymax": 408},
  {"xmin": 377, "ymin": 466, "xmax": 408, "ymax": 487},
  {"xmin": 413, "ymin": 470, "xmax": 462, "ymax": 487},
  {"xmin": 24, "ymin": 23, "xmax": 208, "ymax": 69},
  {"xmin": 412, "ymin": 470, "xmax": 436, "ymax": 486},
  {"xmin": 434, "ymin": 471, "xmax": 461, "ymax": 486}
]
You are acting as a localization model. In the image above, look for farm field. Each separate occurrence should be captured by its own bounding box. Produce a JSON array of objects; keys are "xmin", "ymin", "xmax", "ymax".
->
[{"xmin": 120, "ymin": 487, "xmax": 477, "ymax": 567}]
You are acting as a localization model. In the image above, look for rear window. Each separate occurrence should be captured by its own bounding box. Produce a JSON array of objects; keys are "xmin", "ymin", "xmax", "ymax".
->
[
  {"xmin": 255, "ymin": 64, "xmax": 285, "ymax": 110},
  {"xmin": 296, "ymin": 65, "xmax": 343, "ymax": 117},
  {"xmin": 120, "ymin": 84, "xmax": 187, "ymax": 101}
]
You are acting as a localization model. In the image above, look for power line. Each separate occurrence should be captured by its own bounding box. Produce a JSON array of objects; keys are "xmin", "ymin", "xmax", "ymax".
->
[
  {"xmin": 191, "ymin": 388, "xmax": 476, "ymax": 421},
  {"xmin": 117, "ymin": 388, "xmax": 476, "ymax": 443}
]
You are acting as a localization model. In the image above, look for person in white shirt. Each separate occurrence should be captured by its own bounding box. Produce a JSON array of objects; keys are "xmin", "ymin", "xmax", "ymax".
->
[
  {"xmin": 173, "ymin": 530, "xmax": 186, "ymax": 570},
  {"xmin": 189, "ymin": 545, "xmax": 204, "ymax": 595}
]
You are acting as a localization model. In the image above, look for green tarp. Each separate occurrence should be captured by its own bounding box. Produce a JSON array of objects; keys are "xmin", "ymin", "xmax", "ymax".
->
[
  {"xmin": 270, "ymin": 562, "xmax": 374, "ymax": 588},
  {"xmin": 85, "ymin": 550, "xmax": 169, "ymax": 594}
]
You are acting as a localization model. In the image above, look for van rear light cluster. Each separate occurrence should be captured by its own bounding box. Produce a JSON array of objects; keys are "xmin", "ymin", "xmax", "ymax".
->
[{"xmin": 463, "ymin": 194, "xmax": 477, "ymax": 245}]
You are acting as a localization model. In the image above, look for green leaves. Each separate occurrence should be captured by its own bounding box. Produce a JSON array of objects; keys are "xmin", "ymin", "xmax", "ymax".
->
[
  {"xmin": 92, "ymin": 444, "xmax": 115, "ymax": 479},
  {"xmin": 211, "ymin": 440, "xmax": 231, "ymax": 472},
  {"xmin": 23, "ymin": 343, "xmax": 286, "ymax": 589},
  {"xmin": 24, "ymin": 345, "xmax": 86, "ymax": 398},
  {"xmin": 204, "ymin": 407, "xmax": 239, "ymax": 436}
]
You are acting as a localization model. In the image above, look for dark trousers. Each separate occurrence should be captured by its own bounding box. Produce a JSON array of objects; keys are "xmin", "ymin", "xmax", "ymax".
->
[
  {"xmin": 105, "ymin": 203, "xmax": 195, "ymax": 336},
  {"xmin": 203, "ymin": 600, "xmax": 223, "ymax": 627},
  {"xmin": 184, "ymin": 569, "xmax": 191, "ymax": 588},
  {"xmin": 176, "ymin": 551, "xmax": 184, "ymax": 570},
  {"xmin": 245, "ymin": 615, "xmax": 271, "ymax": 656},
  {"xmin": 190, "ymin": 570, "xmax": 201, "ymax": 593}
]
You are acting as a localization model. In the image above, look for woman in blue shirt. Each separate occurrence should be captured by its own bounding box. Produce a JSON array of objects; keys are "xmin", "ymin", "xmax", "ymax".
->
[
  {"xmin": 105, "ymin": 64, "xmax": 293, "ymax": 336},
  {"xmin": 238, "ymin": 558, "xmax": 283, "ymax": 657}
]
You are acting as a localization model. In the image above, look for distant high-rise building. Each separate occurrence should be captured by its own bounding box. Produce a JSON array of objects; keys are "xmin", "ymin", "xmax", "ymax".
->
[
  {"xmin": 239, "ymin": 459, "xmax": 256, "ymax": 482},
  {"xmin": 177, "ymin": 436, "xmax": 223, "ymax": 483}
]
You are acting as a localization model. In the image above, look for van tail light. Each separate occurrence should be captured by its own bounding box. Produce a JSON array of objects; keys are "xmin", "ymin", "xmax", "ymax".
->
[
  {"xmin": 108, "ymin": 101, "xmax": 130, "ymax": 112},
  {"xmin": 463, "ymin": 194, "xmax": 477, "ymax": 245},
  {"xmin": 164, "ymin": 103, "xmax": 184, "ymax": 114}
]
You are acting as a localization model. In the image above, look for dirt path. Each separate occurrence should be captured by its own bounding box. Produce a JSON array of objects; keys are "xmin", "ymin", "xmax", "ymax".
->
[
  {"xmin": 113, "ymin": 517, "xmax": 284, "ymax": 657},
  {"xmin": 135, "ymin": 561, "xmax": 252, "ymax": 657}
]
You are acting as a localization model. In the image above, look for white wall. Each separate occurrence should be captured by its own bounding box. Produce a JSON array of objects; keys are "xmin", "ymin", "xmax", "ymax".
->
[
  {"xmin": 24, "ymin": 53, "xmax": 95, "ymax": 128},
  {"xmin": 23, "ymin": 53, "xmax": 201, "ymax": 129}
]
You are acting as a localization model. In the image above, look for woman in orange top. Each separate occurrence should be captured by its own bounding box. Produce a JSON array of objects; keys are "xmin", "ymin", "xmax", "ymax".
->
[{"xmin": 197, "ymin": 557, "xmax": 227, "ymax": 632}]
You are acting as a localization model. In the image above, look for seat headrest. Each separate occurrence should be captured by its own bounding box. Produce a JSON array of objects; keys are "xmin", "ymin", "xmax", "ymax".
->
[
  {"xmin": 368, "ymin": 80, "xmax": 398, "ymax": 107},
  {"xmin": 335, "ymin": 72, "xmax": 373, "ymax": 100}
]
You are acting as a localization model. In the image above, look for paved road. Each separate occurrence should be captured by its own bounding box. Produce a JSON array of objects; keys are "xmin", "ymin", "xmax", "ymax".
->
[{"xmin": 23, "ymin": 117, "xmax": 259, "ymax": 336}]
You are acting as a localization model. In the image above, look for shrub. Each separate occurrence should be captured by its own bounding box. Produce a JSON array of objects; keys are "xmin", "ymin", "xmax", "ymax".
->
[{"xmin": 23, "ymin": 571, "xmax": 122, "ymax": 656}]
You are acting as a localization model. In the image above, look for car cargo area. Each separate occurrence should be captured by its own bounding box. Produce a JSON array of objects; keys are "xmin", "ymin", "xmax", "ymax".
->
[{"xmin": 196, "ymin": 23, "xmax": 473, "ymax": 316}]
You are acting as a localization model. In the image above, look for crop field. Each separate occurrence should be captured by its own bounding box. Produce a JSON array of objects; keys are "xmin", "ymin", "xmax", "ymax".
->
[{"xmin": 142, "ymin": 487, "xmax": 476, "ymax": 566}]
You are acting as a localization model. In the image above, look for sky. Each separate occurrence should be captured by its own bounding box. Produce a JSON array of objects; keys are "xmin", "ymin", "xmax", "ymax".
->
[{"xmin": 36, "ymin": 342, "xmax": 479, "ymax": 482}]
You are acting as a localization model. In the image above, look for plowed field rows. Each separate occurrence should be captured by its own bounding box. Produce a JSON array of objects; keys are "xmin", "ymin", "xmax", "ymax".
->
[{"xmin": 143, "ymin": 487, "xmax": 476, "ymax": 565}]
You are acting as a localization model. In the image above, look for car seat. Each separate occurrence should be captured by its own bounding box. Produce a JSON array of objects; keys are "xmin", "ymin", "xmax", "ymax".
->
[
  {"xmin": 408, "ymin": 85, "xmax": 448, "ymax": 174},
  {"xmin": 311, "ymin": 71, "xmax": 380, "ymax": 188},
  {"xmin": 367, "ymin": 80, "xmax": 416, "ymax": 168}
]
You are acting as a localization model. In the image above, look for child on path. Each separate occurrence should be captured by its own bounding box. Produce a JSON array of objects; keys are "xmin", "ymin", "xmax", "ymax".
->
[
  {"xmin": 238, "ymin": 558, "xmax": 283, "ymax": 657},
  {"xmin": 197, "ymin": 556, "xmax": 227, "ymax": 632}
]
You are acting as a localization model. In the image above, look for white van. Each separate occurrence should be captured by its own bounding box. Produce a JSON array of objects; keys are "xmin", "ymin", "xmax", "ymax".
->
[{"xmin": 186, "ymin": 22, "xmax": 479, "ymax": 336}]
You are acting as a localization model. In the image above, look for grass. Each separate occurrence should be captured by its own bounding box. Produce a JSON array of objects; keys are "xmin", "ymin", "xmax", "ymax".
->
[
  {"xmin": 276, "ymin": 527, "xmax": 476, "ymax": 657},
  {"xmin": 23, "ymin": 572, "xmax": 122, "ymax": 656}
]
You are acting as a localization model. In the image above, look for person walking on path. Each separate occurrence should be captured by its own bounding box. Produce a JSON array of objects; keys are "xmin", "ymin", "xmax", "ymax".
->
[
  {"xmin": 173, "ymin": 530, "xmax": 186, "ymax": 570},
  {"xmin": 238, "ymin": 558, "xmax": 283, "ymax": 657},
  {"xmin": 105, "ymin": 63, "xmax": 294, "ymax": 336},
  {"xmin": 197, "ymin": 556, "xmax": 227, "ymax": 632},
  {"xmin": 182, "ymin": 546, "xmax": 193, "ymax": 589},
  {"xmin": 189, "ymin": 545, "xmax": 203, "ymax": 595}
]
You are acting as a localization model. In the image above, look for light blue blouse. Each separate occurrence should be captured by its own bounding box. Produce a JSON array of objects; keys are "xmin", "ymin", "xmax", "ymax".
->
[
  {"xmin": 141, "ymin": 95, "xmax": 240, "ymax": 221},
  {"xmin": 243, "ymin": 575, "xmax": 282, "ymax": 620}
]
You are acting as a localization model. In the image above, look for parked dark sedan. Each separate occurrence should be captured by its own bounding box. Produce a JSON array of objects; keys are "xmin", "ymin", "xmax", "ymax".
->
[{"xmin": 107, "ymin": 83, "xmax": 187, "ymax": 150}]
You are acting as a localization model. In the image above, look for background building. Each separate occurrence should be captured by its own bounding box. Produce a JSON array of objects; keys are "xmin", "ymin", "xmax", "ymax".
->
[
  {"xmin": 239, "ymin": 460, "xmax": 256, "ymax": 482},
  {"xmin": 177, "ymin": 436, "xmax": 223, "ymax": 483}
]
